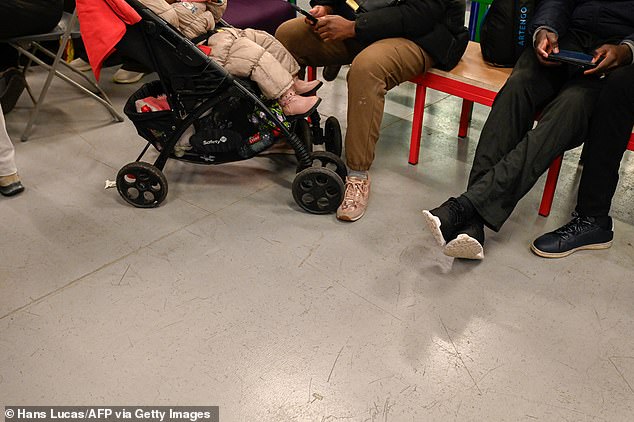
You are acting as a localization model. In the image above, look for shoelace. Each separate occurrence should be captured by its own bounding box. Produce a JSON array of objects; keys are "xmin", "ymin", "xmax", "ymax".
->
[
  {"xmin": 342, "ymin": 178, "xmax": 367, "ymax": 207},
  {"xmin": 554, "ymin": 212, "xmax": 595, "ymax": 239},
  {"xmin": 446, "ymin": 197, "xmax": 467, "ymax": 225},
  {"xmin": 279, "ymin": 90, "xmax": 295, "ymax": 106}
]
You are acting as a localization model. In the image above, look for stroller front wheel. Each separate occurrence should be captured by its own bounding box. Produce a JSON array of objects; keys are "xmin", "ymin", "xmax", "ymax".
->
[
  {"xmin": 292, "ymin": 167, "xmax": 344, "ymax": 214},
  {"xmin": 116, "ymin": 161, "xmax": 168, "ymax": 208}
]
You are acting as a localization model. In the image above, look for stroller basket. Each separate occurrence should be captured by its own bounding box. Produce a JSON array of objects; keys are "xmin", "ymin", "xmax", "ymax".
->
[{"xmin": 124, "ymin": 80, "xmax": 178, "ymax": 151}]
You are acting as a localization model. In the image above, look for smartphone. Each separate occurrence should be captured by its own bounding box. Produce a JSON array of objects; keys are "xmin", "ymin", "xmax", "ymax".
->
[
  {"xmin": 288, "ymin": 3, "xmax": 318, "ymax": 24},
  {"xmin": 547, "ymin": 50, "xmax": 598, "ymax": 69}
]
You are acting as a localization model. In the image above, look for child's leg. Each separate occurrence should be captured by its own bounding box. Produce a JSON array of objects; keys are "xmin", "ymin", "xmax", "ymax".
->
[
  {"xmin": 238, "ymin": 28, "xmax": 300, "ymax": 76},
  {"xmin": 234, "ymin": 28, "xmax": 322, "ymax": 95},
  {"xmin": 208, "ymin": 31, "xmax": 320, "ymax": 116},
  {"xmin": 209, "ymin": 32, "xmax": 293, "ymax": 98}
]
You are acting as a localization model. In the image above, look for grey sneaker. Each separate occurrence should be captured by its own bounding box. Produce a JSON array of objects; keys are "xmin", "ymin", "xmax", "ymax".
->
[{"xmin": 336, "ymin": 176, "xmax": 370, "ymax": 222}]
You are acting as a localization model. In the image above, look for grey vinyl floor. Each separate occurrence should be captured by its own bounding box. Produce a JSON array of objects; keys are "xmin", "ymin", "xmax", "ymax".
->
[{"xmin": 1, "ymin": 59, "xmax": 633, "ymax": 421}]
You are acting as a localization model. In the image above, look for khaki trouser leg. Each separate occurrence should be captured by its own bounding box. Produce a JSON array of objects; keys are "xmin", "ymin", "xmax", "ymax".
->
[
  {"xmin": 275, "ymin": 17, "xmax": 361, "ymax": 67},
  {"xmin": 276, "ymin": 20, "xmax": 432, "ymax": 171},
  {"xmin": 345, "ymin": 38, "xmax": 431, "ymax": 171}
]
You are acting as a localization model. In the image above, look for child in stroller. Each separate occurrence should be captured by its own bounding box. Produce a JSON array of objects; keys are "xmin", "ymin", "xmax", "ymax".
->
[
  {"xmin": 139, "ymin": 0, "xmax": 323, "ymax": 117},
  {"xmin": 76, "ymin": 0, "xmax": 345, "ymax": 213}
]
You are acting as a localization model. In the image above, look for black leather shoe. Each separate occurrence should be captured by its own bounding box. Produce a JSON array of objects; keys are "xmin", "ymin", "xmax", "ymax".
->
[
  {"xmin": 531, "ymin": 213, "xmax": 613, "ymax": 258},
  {"xmin": 0, "ymin": 181, "xmax": 24, "ymax": 196}
]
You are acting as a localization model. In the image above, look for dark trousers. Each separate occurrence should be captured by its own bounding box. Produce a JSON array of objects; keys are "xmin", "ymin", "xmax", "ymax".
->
[
  {"xmin": 463, "ymin": 30, "xmax": 608, "ymax": 231},
  {"xmin": 0, "ymin": 0, "xmax": 64, "ymax": 71},
  {"xmin": 0, "ymin": 0, "xmax": 63, "ymax": 39},
  {"xmin": 576, "ymin": 64, "xmax": 634, "ymax": 217}
]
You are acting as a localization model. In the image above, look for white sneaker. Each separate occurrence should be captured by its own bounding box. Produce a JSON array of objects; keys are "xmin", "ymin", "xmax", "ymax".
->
[
  {"xmin": 113, "ymin": 68, "xmax": 145, "ymax": 84},
  {"xmin": 69, "ymin": 58, "xmax": 91, "ymax": 72}
]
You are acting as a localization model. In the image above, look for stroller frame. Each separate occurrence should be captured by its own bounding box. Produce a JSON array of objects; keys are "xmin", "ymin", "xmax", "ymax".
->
[{"xmin": 116, "ymin": 0, "xmax": 347, "ymax": 213}]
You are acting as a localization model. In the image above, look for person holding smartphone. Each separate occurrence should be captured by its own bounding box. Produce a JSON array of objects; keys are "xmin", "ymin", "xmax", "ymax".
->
[
  {"xmin": 275, "ymin": 0, "xmax": 470, "ymax": 222},
  {"xmin": 531, "ymin": 64, "xmax": 634, "ymax": 257},
  {"xmin": 422, "ymin": 0, "xmax": 634, "ymax": 260}
]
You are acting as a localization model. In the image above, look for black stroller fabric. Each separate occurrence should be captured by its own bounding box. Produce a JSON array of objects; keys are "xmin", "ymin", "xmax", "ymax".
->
[
  {"xmin": 118, "ymin": 7, "xmax": 301, "ymax": 165},
  {"xmin": 125, "ymin": 79, "xmax": 289, "ymax": 163}
]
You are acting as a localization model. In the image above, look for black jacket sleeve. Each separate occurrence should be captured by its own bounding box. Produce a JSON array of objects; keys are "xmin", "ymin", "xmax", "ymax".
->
[
  {"xmin": 310, "ymin": 0, "xmax": 447, "ymax": 44},
  {"xmin": 353, "ymin": 0, "xmax": 447, "ymax": 45},
  {"xmin": 311, "ymin": 0, "xmax": 468, "ymax": 70},
  {"xmin": 529, "ymin": 0, "xmax": 575, "ymax": 36}
]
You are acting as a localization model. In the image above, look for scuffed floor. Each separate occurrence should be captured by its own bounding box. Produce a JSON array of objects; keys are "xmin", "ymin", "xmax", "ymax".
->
[{"xmin": 1, "ymin": 58, "xmax": 633, "ymax": 420}]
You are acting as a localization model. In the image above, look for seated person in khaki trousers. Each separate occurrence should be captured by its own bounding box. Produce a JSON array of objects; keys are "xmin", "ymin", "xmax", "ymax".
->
[{"xmin": 275, "ymin": 0, "xmax": 469, "ymax": 221}]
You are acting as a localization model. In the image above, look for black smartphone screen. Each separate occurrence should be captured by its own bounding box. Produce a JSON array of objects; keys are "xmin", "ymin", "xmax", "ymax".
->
[{"xmin": 547, "ymin": 50, "xmax": 597, "ymax": 68}]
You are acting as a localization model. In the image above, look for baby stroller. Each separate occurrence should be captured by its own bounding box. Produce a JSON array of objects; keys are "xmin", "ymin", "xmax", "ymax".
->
[{"xmin": 114, "ymin": 0, "xmax": 346, "ymax": 214}]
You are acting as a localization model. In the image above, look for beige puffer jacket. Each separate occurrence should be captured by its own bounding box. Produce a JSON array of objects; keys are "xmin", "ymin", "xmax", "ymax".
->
[
  {"xmin": 139, "ymin": 0, "xmax": 226, "ymax": 39},
  {"xmin": 140, "ymin": 0, "xmax": 299, "ymax": 100},
  {"xmin": 208, "ymin": 27, "xmax": 301, "ymax": 99}
]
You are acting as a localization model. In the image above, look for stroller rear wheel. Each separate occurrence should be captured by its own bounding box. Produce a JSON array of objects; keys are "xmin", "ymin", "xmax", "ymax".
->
[
  {"xmin": 116, "ymin": 161, "xmax": 168, "ymax": 208},
  {"xmin": 308, "ymin": 151, "xmax": 348, "ymax": 181},
  {"xmin": 292, "ymin": 167, "xmax": 344, "ymax": 214}
]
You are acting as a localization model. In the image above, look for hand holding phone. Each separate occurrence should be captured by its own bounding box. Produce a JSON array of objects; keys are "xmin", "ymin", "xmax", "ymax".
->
[
  {"xmin": 288, "ymin": 3, "xmax": 318, "ymax": 24},
  {"xmin": 547, "ymin": 50, "xmax": 598, "ymax": 69}
]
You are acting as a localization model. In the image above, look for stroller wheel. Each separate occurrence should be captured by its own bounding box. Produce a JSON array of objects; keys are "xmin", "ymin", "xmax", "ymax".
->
[
  {"xmin": 292, "ymin": 167, "xmax": 344, "ymax": 214},
  {"xmin": 116, "ymin": 162, "xmax": 168, "ymax": 208},
  {"xmin": 324, "ymin": 116, "xmax": 343, "ymax": 157},
  {"xmin": 294, "ymin": 118, "xmax": 313, "ymax": 154},
  {"xmin": 308, "ymin": 151, "xmax": 348, "ymax": 181}
]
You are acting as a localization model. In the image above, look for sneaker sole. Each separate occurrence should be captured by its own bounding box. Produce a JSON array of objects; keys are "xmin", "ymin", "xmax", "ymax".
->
[
  {"xmin": 113, "ymin": 73, "xmax": 145, "ymax": 84},
  {"xmin": 72, "ymin": 64, "xmax": 92, "ymax": 72},
  {"xmin": 530, "ymin": 240, "xmax": 612, "ymax": 258},
  {"xmin": 444, "ymin": 233, "xmax": 484, "ymax": 260},
  {"xmin": 422, "ymin": 210, "xmax": 446, "ymax": 247},
  {"xmin": 336, "ymin": 211, "xmax": 364, "ymax": 222}
]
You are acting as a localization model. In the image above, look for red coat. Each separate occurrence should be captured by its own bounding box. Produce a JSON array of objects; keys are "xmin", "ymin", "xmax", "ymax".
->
[{"xmin": 76, "ymin": 0, "xmax": 141, "ymax": 80}]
